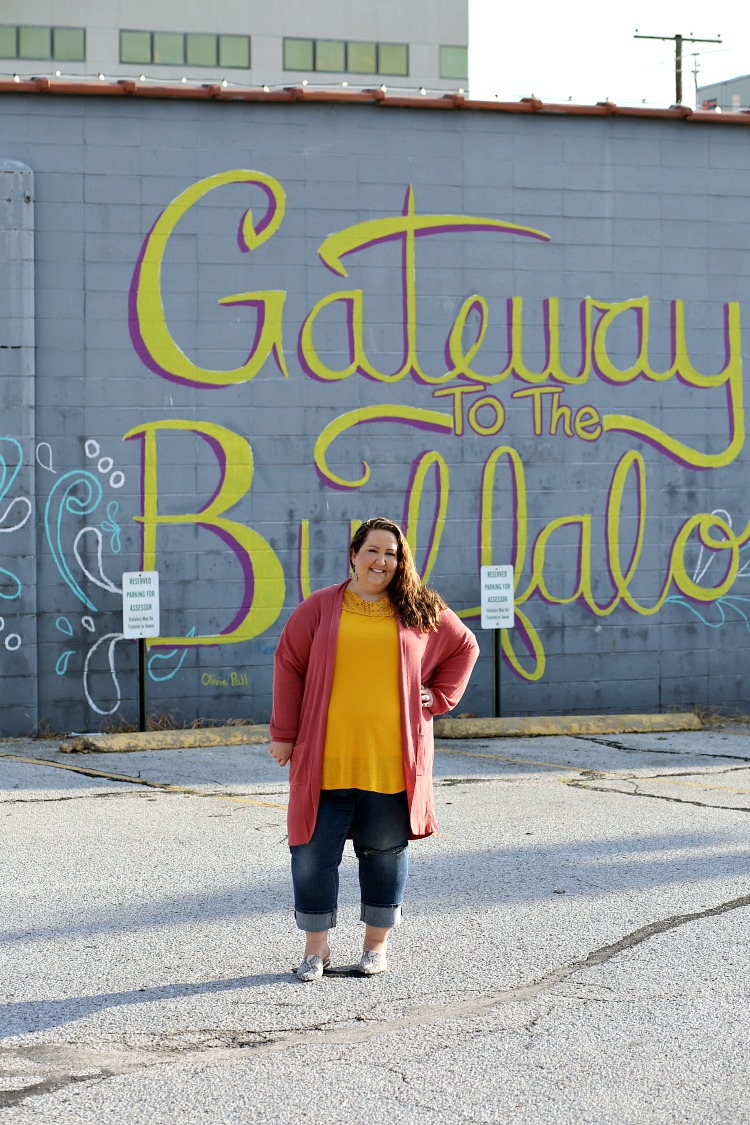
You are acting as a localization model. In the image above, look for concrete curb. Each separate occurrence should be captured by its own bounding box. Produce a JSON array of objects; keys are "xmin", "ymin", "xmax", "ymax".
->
[
  {"xmin": 58, "ymin": 712, "xmax": 702, "ymax": 754},
  {"xmin": 433, "ymin": 712, "xmax": 702, "ymax": 738},
  {"xmin": 59, "ymin": 725, "xmax": 271, "ymax": 754}
]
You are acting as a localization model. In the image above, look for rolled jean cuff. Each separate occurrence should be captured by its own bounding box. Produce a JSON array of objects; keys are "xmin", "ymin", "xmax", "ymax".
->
[
  {"xmin": 294, "ymin": 908, "xmax": 337, "ymax": 932},
  {"xmin": 360, "ymin": 902, "xmax": 403, "ymax": 928}
]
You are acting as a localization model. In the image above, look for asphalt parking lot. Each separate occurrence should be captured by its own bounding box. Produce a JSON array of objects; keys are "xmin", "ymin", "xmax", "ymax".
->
[{"xmin": 1, "ymin": 720, "xmax": 749, "ymax": 1123}]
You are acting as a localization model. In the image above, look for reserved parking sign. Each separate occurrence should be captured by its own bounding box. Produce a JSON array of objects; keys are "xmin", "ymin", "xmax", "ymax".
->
[
  {"xmin": 122, "ymin": 571, "xmax": 160, "ymax": 639},
  {"xmin": 480, "ymin": 565, "xmax": 514, "ymax": 630}
]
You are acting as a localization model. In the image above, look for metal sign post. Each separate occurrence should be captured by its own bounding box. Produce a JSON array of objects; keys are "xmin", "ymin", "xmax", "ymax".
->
[
  {"xmin": 122, "ymin": 571, "xmax": 160, "ymax": 732},
  {"xmin": 480, "ymin": 565, "xmax": 514, "ymax": 718}
]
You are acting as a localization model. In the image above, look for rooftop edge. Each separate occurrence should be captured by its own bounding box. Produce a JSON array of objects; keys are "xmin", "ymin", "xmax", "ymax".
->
[{"xmin": 0, "ymin": 76, "xmax": 746, "ymax": 122}]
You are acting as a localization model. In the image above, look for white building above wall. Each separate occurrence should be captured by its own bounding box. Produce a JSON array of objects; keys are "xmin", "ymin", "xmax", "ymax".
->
[
  {"xmin": 0, "ymin": 0, "xmax": 469, "ymax": 94},
  {"xmin": 697, "ymin": 73, "xmax": 750, "ymax": 112}
]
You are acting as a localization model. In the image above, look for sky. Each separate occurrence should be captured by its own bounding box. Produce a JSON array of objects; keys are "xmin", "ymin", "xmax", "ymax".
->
[{"xmin": 469, "ymin": 1, "xmax": 750, "ymax": 108}]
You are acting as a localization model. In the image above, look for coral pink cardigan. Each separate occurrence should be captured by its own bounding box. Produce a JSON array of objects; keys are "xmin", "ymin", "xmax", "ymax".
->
[{"xmin": 270, "ymin": 580, "xmax": 480, "ymax": 846}]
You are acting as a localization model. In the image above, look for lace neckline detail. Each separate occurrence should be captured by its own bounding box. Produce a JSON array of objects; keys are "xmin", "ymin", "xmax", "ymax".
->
[{"xmin": 342, "ymin": 588, "xmax": 395, "ymax": 618}]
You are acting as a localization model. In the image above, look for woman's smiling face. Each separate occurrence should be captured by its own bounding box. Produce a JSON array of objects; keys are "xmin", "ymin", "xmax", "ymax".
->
[{"xmin": 351, "ymin": 528, "xmax": 399, "ymax": 597}]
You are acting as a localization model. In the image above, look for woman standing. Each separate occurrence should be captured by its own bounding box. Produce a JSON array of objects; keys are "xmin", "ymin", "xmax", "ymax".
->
[{"xmin": 268, "ymin": 517, "xmax": 479, "ymax": 981}]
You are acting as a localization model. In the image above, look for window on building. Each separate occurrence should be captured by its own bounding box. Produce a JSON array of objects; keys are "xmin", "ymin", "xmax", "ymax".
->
[
  {"xmin": 186, "ymin": 33, "xmax": 216, "ymax": 67},
  {"xmin": 219, "ymin": 34, "xmax": 250, "ymax": 69},
  {"xmin": 378, "ymin": 42, "xmax": 408, "ymax": 77},
  {"xmin": 153, "ymin": 31, "xmax": 184, "ymax": 65},
  {"xmin": 18, "ymin": 26, "xmax": 52, "ymax": 59},
  {"xmin": 0, "ymin": 27, "xmax": 17, "ymax": 57},
  {"xmin": 283, "ymin": 36, "xmax": 409, "ymax": 77},
  {"xmin": 0, "ymin": 24, "xmax": 87, "ymax": 60},
  {"xmin": 347, "ymin": 41, "xmax": 377, "ymax": 74},
  {"xmin": 439, "ymin": 45, "xmax": 468, "ymax": 80},
  {"xmin": 284, "ymin": 37, "xmax": 315, "ymax": 70},
  {"xmin": 120, "ymin": 30, "xmax": 151, "ymax": 64},
  {"xmin": 120, "ymin": 30, "xmax": 251, "ymax": 69},
  {"xmin": 316, "ymin": 39, "xmax": 346, "ymax": 72},
  {"xmin": 52, "ymin": 27, "xmax": 85, "ymax": 61}
]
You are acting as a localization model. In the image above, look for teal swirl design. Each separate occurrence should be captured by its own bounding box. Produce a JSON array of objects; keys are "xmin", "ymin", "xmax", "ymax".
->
[
  {"xmin": 148, "ymin": 627, "xmax": 197, "ymax": 682},
  {"xmin": 44, "ymin": 471, "xmax": 103, "ymax": 611},
  {"xmin": 666, "ymin": 537, "xmax": 750, "ymax": 632},
  {"xmin": 100, "ymin": 500, "xmax": 122, "ymax": 554}
]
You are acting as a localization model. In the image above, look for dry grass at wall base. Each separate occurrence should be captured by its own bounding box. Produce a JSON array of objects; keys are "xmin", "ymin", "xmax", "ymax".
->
[
  {"xmin": 32, "ymin": 714, "xmax": 259, "ymax": 739},
  {"xmin": 31, "ymin": 704, "xmax": 750, "ymax": 743}
]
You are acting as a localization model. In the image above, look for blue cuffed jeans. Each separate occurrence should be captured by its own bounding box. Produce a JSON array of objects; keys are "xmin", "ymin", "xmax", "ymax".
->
[{"xmin": 290, "ymin": 789, "xmax": 410, "ymax": 932}]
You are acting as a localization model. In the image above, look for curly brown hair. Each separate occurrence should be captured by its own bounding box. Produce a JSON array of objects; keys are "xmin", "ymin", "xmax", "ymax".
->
[{"xmin": 349, "ymin": 517, "xmax": 446, "ymax": 632}]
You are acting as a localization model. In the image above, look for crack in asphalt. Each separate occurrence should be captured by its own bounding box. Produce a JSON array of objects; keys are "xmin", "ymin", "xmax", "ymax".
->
[
  {"xmin": 5, "ymin": 742, "xmax": 747, "ymax": 816},
  {"xmin": 435, "ymin": 777, "xmax": 497, "ymax": 787},
  {"xmin": 0, "ymin": 752, "xmax": 288, "ymax": 810},
  {"xmin": 1, "ymin": 791, "xmax": 140, "ymax": 806},
  {"xmin": 635, "ymin": 765, "xmax": 750, "ymax": 781},
  {"xmin": 0, "ymin": 1070, "xmax": 114, "ymax": 1110},
  {"xmin": 574, "ymin": 734, "xmax": 750, "ymax": 765},
  {"xmin": 564, "ymin": 776, "xmax": 750, "ymax": 813},
  {"xmin": 3, "ymin": 890, "xmax": 750, "ymax": 1108}
]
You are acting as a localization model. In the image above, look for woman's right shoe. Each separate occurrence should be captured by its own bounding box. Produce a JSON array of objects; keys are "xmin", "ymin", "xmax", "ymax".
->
[
  {"xmin": 357, "ymin": 949, "xmax": 388, "ymax": 976},
  {"xmin": 296, "ymin": 954, "xmax": 331, "ymax": 982}
]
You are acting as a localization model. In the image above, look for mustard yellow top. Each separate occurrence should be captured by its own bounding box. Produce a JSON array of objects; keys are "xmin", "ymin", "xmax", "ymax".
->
[{"xmin": 321, "ymin": 588, "xmax": 405, "ymax": 793}]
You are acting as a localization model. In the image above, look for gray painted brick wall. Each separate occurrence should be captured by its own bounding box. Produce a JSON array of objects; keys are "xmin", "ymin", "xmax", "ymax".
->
[{"xmin": 0, "ymin": 95, "xmax": 749, "ymax": 734}]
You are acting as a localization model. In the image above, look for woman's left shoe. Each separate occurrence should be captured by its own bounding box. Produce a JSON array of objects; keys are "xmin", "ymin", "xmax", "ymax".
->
[{"xmin": 357, "ymin": 949, "xmax": 388, "ymax": 976}]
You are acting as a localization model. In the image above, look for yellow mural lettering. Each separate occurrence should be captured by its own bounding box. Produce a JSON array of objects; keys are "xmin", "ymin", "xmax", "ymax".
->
[
  {"xmin": 298, "ymin": 291, "xmax": 363, "ymax": 382},
  {"xmin": 509, "ymin": 386, "xmax": 602, "ymax": 442},
  {"xmin": 302, "ymin": 187, "xmax": 550, "ymax": 384},
  {"xmin": 466, "ymin": 442, "xmax": 750, "ymax": 681},
  {"xmin": 671, "ymin": 513, "xmax": 749, "ymax": 602},
  {"xmin": 460, "ymin": 297, "xmax": 594, "ymax": 386},
  {"xmin": 473, "ymin": 445, "xmax": 545, "ymax": 681},
  {"xmin": 547, "ymin": 394, "xmax": 574, "ymax": 437},
  {"xmin": 404, "ymin": 451, "xmax": 449, "ymax": 584},
  {"xmin": 131, "ymin": 170, "xmax": 288, "ymax": 387},
  {"xmin": 468, "ymin": 395, "xmax": 505, "ymax": 436},
  {"xmin": 313, "ymin": 404, "xmax": 454, "ymax": 489},
  {"xmin": 125, "ymin": 172, "xmax": 750, "ymax": 693},
  {"xmin": 123, "ymin": 419, "xmax": 285, "ymax": 644},
  {"xmin": 511, "ymin": 387, "xmax": 555, "ymax": 435},
  {"xmin": 596, "ymin": 300, "xmax": 744, "ymax": 468},
  {"xmin": 445, "ymin": 296, "xmax": 490, "ymax": 383},
  {"xmin": 298, "ymin": 518, "xmax": 311, "ymax": 600},
  {"xmin": 605, "ymin": 450, "xmax": 651, "ymax": 614},
  {"xmin": 574, "ymin": 406, "xmax": 603, "ymax": 440},
  {"xmin": 432, "ymin": 384, "xmax": 489, "ymax": 436}
]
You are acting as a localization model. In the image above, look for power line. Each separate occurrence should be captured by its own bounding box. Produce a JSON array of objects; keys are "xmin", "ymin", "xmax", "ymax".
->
[{"xmin": 634, "ymin": 30, "xmax": 722, "ymax": 104}]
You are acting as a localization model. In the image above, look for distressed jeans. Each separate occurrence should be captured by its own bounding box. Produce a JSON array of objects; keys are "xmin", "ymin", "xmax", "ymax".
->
[{"xmin": 290, "ymin": 789, "xmax": 410, "ymax": 931}]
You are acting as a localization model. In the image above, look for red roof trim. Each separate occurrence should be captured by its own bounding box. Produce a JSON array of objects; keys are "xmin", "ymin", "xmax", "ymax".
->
[{"xmin": 0, "ymin": 76, "xmax": 746, "ymax": 123}]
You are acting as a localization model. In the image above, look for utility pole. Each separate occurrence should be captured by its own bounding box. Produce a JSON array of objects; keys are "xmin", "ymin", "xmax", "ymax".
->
[
  {"xmin": 691, "ymin": 53, "xmax": 701, "ymax": 105},
  {"xmin": 634, "ymin": 31, "xmax": 722, "ymax": 105}
]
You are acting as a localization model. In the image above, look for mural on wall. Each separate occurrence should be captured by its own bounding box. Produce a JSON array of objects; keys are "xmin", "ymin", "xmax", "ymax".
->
[
  {"xmin": 125, "ymin": 170, "xmax": 750, "ymax": 687},
  {"xmin": 3, "ymin": 105, "xmax": 749, "ymax": 733},
  {"xmin": 41, "ymin": 436, "xmax": 127, "ymax": 715},
  {"xmin": 37, "ymin": 436, "xmax": 188, "ymax": 716}
]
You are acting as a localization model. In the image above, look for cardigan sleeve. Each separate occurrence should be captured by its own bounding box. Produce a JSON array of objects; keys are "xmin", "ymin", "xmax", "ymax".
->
[
  {"xmin": 269, "ymin": 595, "xmax": 322, "ymax": 743},
  {"xmin": 423, "ymin": 608, "xmax": 480, "ymax": 715}
]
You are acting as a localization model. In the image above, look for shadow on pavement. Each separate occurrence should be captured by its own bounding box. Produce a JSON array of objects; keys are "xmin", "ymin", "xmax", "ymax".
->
[{"xmin": 0, "ymin": 974, "xmax": 289, "ymax": 1038}]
